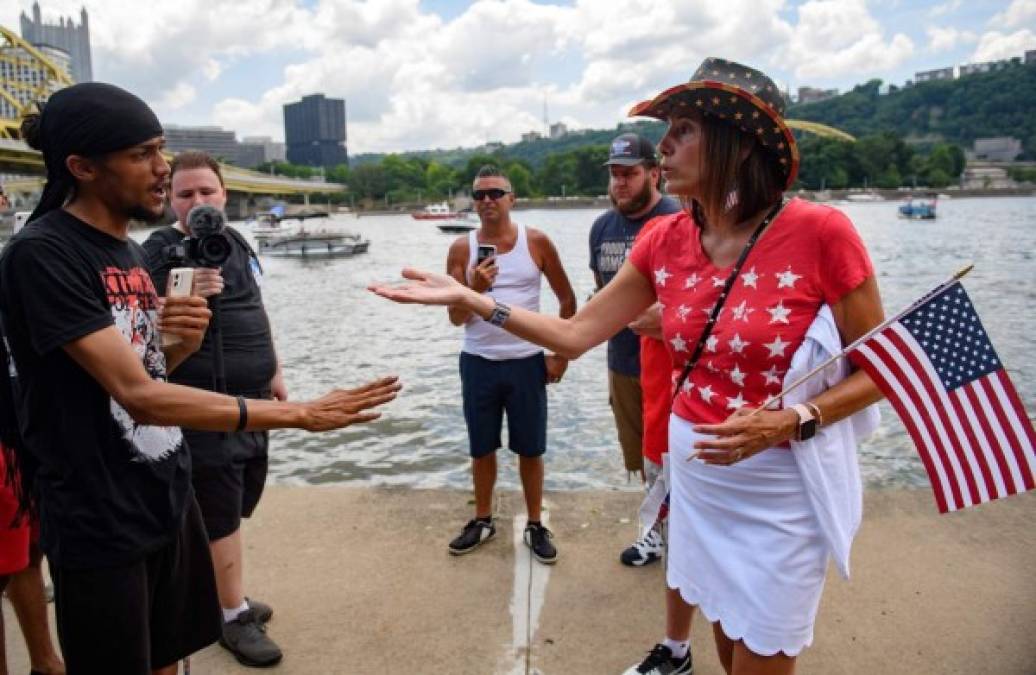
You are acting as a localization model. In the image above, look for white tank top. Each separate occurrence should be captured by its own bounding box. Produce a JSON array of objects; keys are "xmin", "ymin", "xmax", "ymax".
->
[{"xmin": 462, "ymin": 223, "xmax": 543, "ymax": 360}]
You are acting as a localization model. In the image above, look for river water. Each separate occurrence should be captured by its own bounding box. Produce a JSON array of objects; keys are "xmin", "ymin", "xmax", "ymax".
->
[{"xmin": 140, "ymin": 196, "xmax": 1034, "ymax": 493}]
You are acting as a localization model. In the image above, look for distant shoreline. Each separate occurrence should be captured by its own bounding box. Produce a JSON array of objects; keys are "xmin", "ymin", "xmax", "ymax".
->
[
  {"xmin": 1, "ymin": 188, "xmax": 1032, "ymax": 231},
  {"xmin": 347, "ymin": 188, "xmax": 1034, "ymax": 217}
]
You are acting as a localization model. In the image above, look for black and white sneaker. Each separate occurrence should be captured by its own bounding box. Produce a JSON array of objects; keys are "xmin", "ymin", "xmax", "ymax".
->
[
  {"xmin": 620, "ymin": 529, "xmax": 664, "ymax": 567},
  {"xmin": 622, "ymin": 644, "xmax": 693, "ymax": 675},
  {"xmin": 448, "ymin": 518, "xmax": 496, "ymax": 555},
  {"xmin": 523, "ymin": 522, "xmax": 557, "ymax": 564}
]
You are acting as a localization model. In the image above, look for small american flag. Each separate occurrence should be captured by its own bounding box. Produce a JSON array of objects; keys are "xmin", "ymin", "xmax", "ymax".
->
[{"xmin": 848, "ymin": 281, "xmax": 1036, "ymax": 513}]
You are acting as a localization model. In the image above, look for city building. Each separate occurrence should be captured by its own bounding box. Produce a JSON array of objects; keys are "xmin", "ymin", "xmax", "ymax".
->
[
  {"xmin": 283, "ymin": 94, "xmax": 347, "ymax": 168},
  {"xmin": 959, "ymin": 57, "xmax": 1021, "ymax": 77},
  {"xmin": 796, "ymin": 86, "xmax": 839, "ymax": 103},
  {"xmin": 242, "ymin": 136, "xmax": 287, "ymax": 163},
  {"xmin": 0, "ymin": 42, "xmax": 70, "ymax": 119},
  {"xmin": 1027, "ymin": 50, "xmax": 1036, "ymax": 65},
  {"xmin": 521, "ymin": 131, "xmax": 542, "ymax": 143},
  {"xmin": 914, "ymin": 67, "xmax": 954, "ymax": 83},
  {"xmin": 19, "ymin": 2, "xmax": 92, "ymax": 83},
  {"xmin": 164, "ymin": 125, "xmax": 243, "ymax": 164},
  {"xmin": 549, "ymin": 122, "xmax": 568, "ymax": 139},
  {"xmin": 972, "ymin": 137, "xmax": 1022, "ymax": 162}
]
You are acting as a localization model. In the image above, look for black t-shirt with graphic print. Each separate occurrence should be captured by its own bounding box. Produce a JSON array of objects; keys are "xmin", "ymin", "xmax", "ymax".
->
[
  {"xmin": 0, "ymin": 210, "xmax": 191, "ymax": 569},
  {"xmin": 588, "ymin": 196, "xmax": 681, "ymax": 376}
]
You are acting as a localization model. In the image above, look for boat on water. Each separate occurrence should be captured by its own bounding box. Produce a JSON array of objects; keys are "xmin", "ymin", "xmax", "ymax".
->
[
  {"xmin": 846, "ymin": 191, "xmax": 885, "ymax": 202},
  {"xmin": 256, "ymin": 212, "xmax": 370, "ymax": 259},
  {"xmin": 898, "ymin": 195, "xmax": 938, "ymax": 220},
  {"xmin": 412, "ymin": 201, "xmax": 461, "ymax": 220},
  {"xmin": 436, "ymin": 212, "xmax": 478, "ymax": 233}
]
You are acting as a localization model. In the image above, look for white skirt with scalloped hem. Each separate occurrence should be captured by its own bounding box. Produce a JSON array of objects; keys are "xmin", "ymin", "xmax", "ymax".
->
[{"xmin": 666, "ymin": 413, "xmax": 828, "ymax": 657}]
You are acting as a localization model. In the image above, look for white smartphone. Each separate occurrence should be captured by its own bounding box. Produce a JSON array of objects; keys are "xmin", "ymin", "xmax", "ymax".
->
[
  {"xmin": 167, "ymin": 267, "xmax": 194, "ymax": 298},
  {"xmin": 161, "ymin": 268, "xmax": 195, "ymax": 348}
]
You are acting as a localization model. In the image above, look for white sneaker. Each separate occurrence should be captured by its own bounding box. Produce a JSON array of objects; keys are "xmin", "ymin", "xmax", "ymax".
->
[{"xmin": 619, "ymin": 528, "xmax": 664, "ymax": 567}]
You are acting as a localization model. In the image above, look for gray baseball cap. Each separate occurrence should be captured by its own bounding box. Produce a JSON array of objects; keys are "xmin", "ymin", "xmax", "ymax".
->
[{"xmin": 603, "ymin": 132, "xmax": 657, "ymax": 166}]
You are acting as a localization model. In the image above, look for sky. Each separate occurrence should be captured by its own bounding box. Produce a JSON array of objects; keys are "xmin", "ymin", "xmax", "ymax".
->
[{"xmin": 3, "ymin": 0, "xmax": 1034, "ymax": 154}]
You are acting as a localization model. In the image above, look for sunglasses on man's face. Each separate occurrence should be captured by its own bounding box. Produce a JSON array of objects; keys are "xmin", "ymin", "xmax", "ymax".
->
[{"xmin": 473, "ymin": 188, "xmax": 510, "ymax": 201}]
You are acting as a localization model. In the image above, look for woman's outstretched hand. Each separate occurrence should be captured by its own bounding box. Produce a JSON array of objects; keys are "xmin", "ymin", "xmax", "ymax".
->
[{"xmin": 369, "ymin": 268, "xmax": 472, "ymax": 307}]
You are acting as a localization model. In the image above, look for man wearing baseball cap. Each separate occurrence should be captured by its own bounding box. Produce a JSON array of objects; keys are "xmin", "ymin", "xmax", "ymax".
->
[{"xmin": 588, "ymin": 132, "xmax": 681, "ymax": 567}]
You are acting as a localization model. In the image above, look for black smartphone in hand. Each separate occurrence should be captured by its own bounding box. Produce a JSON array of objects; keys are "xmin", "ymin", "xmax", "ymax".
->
[{"xmin": 477, "ymin": 244, "xmax": 497, "ymax": 265}]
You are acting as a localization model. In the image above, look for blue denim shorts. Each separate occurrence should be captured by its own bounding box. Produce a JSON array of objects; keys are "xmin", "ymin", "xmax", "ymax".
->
[{"xmin": 459, "ymin": 351, "xmax": 547, "ymax": 459}]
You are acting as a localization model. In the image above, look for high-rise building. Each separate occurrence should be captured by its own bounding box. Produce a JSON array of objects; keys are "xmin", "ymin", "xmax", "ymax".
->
[
  {"xmin": 283, "ymin": 94, "xmax": 347, "ymax": 168},
  {"xmin": 0, "ymin": 42, "xmax": 71, "ymax": 119},
  {"xmin": 20, "ymin": 2, "xmax": 92, "ymax": 83}
]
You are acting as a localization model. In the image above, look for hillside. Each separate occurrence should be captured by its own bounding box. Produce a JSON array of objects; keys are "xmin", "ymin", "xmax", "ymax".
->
[
  {"xmin": 787, "ymin": 62, "xmax": 1036, "ymax": 153},
  {"xmin": 351, "ymin": 62, "xmax": 1035, "ymax": 169}
]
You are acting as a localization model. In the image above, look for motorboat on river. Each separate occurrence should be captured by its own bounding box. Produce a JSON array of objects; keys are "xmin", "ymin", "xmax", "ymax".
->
[
  {"xmin": 256, "ymin": 212, "xmax": 370, "ymax": 258},
  {"xmin": 412, "ymin": 201, "xmax": 462, "ymax": 220},
  {"xmin": 898, "ymin": 194, "xmax": 938, "ymax": 220},
  {"xmin": 249, "ymin": 207, "xmax": 295, "ymax": 239},
  {"xmin": 436, "ymin": 212, "xmax": 478, "ymax": 233}
]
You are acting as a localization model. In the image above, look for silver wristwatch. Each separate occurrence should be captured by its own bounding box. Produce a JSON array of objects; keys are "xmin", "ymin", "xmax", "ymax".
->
[{"xmin": 487, "ymin": 301, "xmax": 511, "ymax": 326}]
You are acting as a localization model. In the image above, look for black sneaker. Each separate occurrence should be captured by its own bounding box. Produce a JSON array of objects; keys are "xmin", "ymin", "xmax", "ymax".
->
[
  {"xmin": 523, "ymin": 522, "xmax": 557, "ymax": 564},
  {"xmin": 219, "ymin": 609, "xmax": 283, "ymax": 668},
  {"xmin": 620, "ymin": 529, "xmax": 664, "ymax": 567},
  {"xmin": 246, "ymin": 597, "xmax": 273, "ymax": 623},
  {"xmin": 622, "ymin": 644, "xmax": 693, "ymax": 675},
  {"xmin": 448, "ymin": 518, "xmax": 496, "ymax": 555}
]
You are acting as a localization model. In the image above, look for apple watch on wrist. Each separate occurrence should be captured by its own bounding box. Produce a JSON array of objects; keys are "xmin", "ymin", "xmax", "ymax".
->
[
  {"xmin": 487, "ymin": 301, "xmax": 511, "ymax": 327},
  {"xmin": 791, "ymin": 403, "xmax": 818, "ymax": 441}
]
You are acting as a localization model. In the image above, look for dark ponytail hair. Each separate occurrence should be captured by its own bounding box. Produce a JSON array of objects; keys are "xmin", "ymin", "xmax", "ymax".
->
[{"xmin": 20, "ymin": 110, "xmax": 44, "ymax": 151}]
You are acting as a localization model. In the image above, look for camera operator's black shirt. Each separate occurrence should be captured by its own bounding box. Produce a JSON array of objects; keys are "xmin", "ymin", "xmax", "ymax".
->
[
  {"xmin": 0, "ymin": 210, "xmax": 192, "ymax": 569},
  {"xmin": 143, "ymin": 226, "xmax": 277, "ymax": 396},
  {"xmin": 143, "ymin": 226, "xmax": 277, "ymax": 466}
]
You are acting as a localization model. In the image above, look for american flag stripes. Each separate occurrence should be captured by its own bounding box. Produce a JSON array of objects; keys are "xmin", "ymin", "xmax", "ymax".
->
[{"xmin": 848, "ymin": 282, "xmax": 1036, "ymax": 513}]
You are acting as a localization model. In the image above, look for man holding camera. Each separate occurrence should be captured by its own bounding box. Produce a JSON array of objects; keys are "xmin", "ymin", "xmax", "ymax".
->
[
  {"xmin": 443, "ymin": 165, "xmax": 576, "ymax": 564},
  {"xmin": 0, "ymin": 83, "xmax": 399, "ymax": 675},
  {"xmin": 142, "ymin": 152, "xmax": 286, "ymax": 668}
]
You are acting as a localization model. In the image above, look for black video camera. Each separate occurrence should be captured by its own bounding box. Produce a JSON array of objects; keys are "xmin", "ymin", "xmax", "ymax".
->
[{"xmin": 164, "ymin": 204, "xmax": 232, "ymax": 268}]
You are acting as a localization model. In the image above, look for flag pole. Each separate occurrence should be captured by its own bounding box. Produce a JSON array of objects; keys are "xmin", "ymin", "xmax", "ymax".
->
[{"xmin": 748, "ymin": 264, "xmax": 974, "ymax": 415}]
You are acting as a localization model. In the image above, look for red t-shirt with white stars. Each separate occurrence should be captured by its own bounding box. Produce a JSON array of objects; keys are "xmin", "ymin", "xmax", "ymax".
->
[{"xmin": 629, "ymin": 198, "xmax": 874, "ymax": 424}]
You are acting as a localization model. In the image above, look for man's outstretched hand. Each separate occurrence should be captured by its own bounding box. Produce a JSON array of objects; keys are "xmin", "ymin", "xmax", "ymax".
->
[{"xmin": 300, "ymin": 376, "xmax": 402, "ymax": 431}]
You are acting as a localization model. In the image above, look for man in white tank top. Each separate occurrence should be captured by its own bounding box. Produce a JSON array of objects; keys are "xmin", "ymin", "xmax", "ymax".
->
[{"xmin": 443, "ymin": 165, "xmax": 576, "ymax": 564}]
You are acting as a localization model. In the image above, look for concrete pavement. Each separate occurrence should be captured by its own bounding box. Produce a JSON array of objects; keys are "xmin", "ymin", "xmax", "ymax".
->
[{"xmin": 3, "ymin": 486, "xmax": 1035, "ymax": 674}]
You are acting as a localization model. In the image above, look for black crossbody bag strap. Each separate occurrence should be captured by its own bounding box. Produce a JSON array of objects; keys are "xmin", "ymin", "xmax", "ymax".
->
[{"xmin": 672, "ymin": 201, "xmax": 784, "ymax": 401}]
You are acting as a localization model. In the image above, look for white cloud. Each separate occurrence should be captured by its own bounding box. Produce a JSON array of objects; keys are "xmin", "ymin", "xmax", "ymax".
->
[
  {"xmin": 927, "ymin": 26, "xmax": 978, "ymax": 53},
  {"xmin": 988, "ymin": 0, "xmax": 1036, "ymax": 29},
  {"xmin": 928, "ymin": 0, "xmax": 962, "ymax": 18},
  {"xmin": 778, "ymin": 0, "xmax": 914, "ymax": 80},
  {"xmin": 971, "ymin": 29, "xmax": 1036, "ymax": 62},
  {"xmin": 157, "ymin": 82, "xmax": 196, "ymax": 112},
  {"xmin": 11, "ymin": 0, "xmax": 1018, "ymax": 155}
]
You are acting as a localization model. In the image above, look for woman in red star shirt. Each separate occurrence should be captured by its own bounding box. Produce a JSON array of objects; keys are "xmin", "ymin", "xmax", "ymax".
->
[{"xmin": 371, "ymin": 57, "xmax": 886, "ymax": 675}]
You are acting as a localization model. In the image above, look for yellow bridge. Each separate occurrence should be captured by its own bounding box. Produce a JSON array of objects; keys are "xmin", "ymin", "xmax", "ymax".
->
[{"xmin": 1, "ymin": 25, "xmax": 342, "ymax": 199}]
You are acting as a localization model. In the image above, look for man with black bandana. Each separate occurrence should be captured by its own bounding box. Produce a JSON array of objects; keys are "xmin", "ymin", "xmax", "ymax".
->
[
  {"xmin": 0, "ymin": 83, "xmax": 400, "ymax": 674},
  {"xmin": 588, "ymin": 133, "xmax": 680, "ymax": 566}
]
